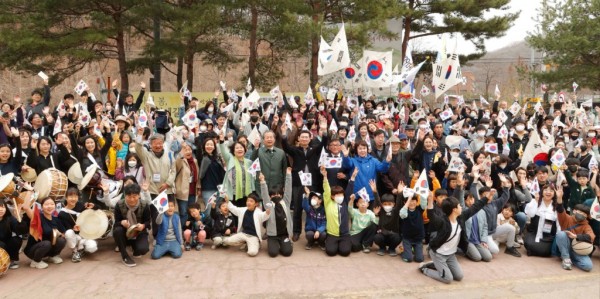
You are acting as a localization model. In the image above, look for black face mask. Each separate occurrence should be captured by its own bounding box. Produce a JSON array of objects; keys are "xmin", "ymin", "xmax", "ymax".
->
[
  {"xmin": 250, "ymin": 116, "xmax": 259, "ymax": 123},
  {"xmin": 571, "ymin": 135, "xmax": 579, "ymax": 141},
  {"xmin": 306, "ymin": 120, "xmax": 314, "ymax": 127},
  {"xmin": 271, "ymin": 196, "xmax": 282, "ymax": 203},
  {"xmin": 568, "ymin": 165, "xmax": 578, "ymax": 173},
  {"xmin": 581, "ymin": 145, "xmax": 588, "ymax": 152},
  {"xmin": 527, "ymin": 170, "xmax": 535, "ymax": 177}
]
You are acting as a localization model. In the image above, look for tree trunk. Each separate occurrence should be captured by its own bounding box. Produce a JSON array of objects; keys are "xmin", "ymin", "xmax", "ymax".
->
[
  {"xmin": 309, "ymin": 2, "xmax": 320, "ymax": 93},
  {"xmin": 176, "ymin": 54, "xmax": 183, "ymax": 91},
  {"xmin": 150, "ymin": 15, "xmax": 161, "ymax": 92},
  {"xmin": 115, "ymin": 22, "xmax": 129, "ymax": 92},
  {"xmin": 185, "ymin": 49, "xmax": 194, "ymax": 92},
  {"xmin": 248, "ymin": 5, "xmax": 258, "ymax": 89},
  {"xmin": 400, "ymin": 0, "xmax": 414, "ymax": 63}
]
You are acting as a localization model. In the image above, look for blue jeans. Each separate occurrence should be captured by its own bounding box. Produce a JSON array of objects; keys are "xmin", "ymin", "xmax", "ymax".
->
[
  {"xmin": 201, "ymin": 190, "xmax": 216, "ymax": 207},
  {"xmin": 515, "ymin": 212, "xmax": 527, "ymax": 235},
  {"xmin": 401, "ymin": 238, "xmax": 424, "ymax": 262},
  {"xmin": 151, "ymin": 240, "xmax": 182, "ymax": 259},
  {"xmin": 552, "ymin": 231, "xmax": 593, "ymax": 271},
  {"xmin": 177, "ymin": 196, "xmax": 196, "ymax": 229}
]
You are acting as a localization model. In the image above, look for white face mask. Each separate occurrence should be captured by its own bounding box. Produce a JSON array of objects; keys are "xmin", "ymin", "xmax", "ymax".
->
[
  {"xmin": 499, "ymin": 163, "xmax": 507, "ymax": 169},
  {"xmin": 128, "ymin": 161, "xmax": 137, "ymax": 168},
  {"xmin": 339, "ymin": 122, "xmax": 347, "ymax": 127},
  {"xmin": 383, "ymin": 206, "xmax": 393, "ymax": 213},
  {"xmin": 334, "ymin": 196, "xmax": 344, "ymax": 205},
  {"xmin": 477, "ymin": 131, "xmax": 486, "ymax": 137},
  {"xmin": 470, "ymin": 112, "xmax": 477, "ymax": 118},
  {"xmin": 342, "ymin": 114, "xmax": 349, "ymax": 118},
  {"xmin": 311, "ymin": 198, "xmax": 318, "ymax": 207},
  {"xmin": 515, "ymin": 125, "xmax": 525, "ymax": 132},
  {"xmin": 419, "ymin": 124, "xmax": 428, "ymax": 130},
  {"xmin": 208, "ymin": 107, "xmax": 214, "ymax": 113},
  {"xmin": 483, "ymin": 124, "xmax": 489, "ymax": 130},
  {"xmin": 318, "ymin": 106, "xmax": 325, "ymax": 111},
  {"xmin": 462, "ymin": 129, "xmax": 470, "ymax": 135},
  {"xmin": 199, "ymin": 126, "xmax": 207, "ymax": 132},
  {"xmin": 450, "ymin": 152, "xmax": 460, "ymax": 158},
  {"xmin": 588, "ymin": 132, "xmax": 596, "ymax": 137}
]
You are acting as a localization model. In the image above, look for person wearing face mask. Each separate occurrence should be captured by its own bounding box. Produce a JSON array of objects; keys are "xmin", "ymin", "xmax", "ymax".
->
[
  {"xmin": 373, "ymin": 190, "xmax": 403, "ymax": 257},
  {"xmin": 302, "ymin": 188, "xmax": 327, "ymax": 250},
  {"xmin": 508, "ymin": 119, "xmax": 529, "ymax": 161},
  {"xmin": 115, "ymin": 153, "xmax": 146, "ymax": 184},
  {"xmin": 553, "ymin": 193, "xmax": 594, "ymax": 271},
  {"xmin": 322, "ymin": 166, "xmax": 357, "ymax": 257},
  {"xmin": 233, "ymin": 108, "xmax": 269, "ymax": 138},
  {"xmin": 260, "ymin": 168, "xmax": 294, "ymax": 257},
  {"xmin": 348, "ymin": 189, "xmax": 380, "ymax": 253},
  {"xmin": 469, "ymin": 125, "xmax": 487, "ymax": 153},
  {"xmin": 491, "ymin": 155, "xmax": 516, "ymax": 190}
]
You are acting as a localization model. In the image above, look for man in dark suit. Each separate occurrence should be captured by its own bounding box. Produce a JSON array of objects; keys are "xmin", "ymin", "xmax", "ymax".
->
[
  {"xmin": 325, "ymin": 138, "xmax": 348, "ymax": 190},
  {"xmin": 251, "ymin": 130, "xmax": 286, "ymax": 191},
  {"xmin": 281, "ymin": 126, "xmax": 328, "ymax": 242}
]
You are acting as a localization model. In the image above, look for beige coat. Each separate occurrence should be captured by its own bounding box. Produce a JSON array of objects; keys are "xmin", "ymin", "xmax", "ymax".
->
[{"xmin": 175, "ymin": 156, "xmax": 200, "ymax": 201}]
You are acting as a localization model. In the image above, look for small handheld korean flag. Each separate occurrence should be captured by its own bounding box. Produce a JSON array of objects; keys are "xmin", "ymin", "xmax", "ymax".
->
[
  {"xmin": 146, "ymin": 93, "xmax": 155, "ymax": 107},
  {"xmin": 248, "ymin": 158, "xmax": 261, "ymax": 177},
  {"xmin": 420, "ymin": 85, "xmax": 431, "ymax": 97},
  {"xmin": 305, "ymin": 86, "xmax": 315, "ymax": 106},
  {"xmin": 152, "ymin": 191, "xmax": 169, "ymax": 214},
  {"xmin": 74, "ymin": 80, "xmax": 88, "ymax": 96},
  {"xmin": 246, "ymin": 78, "xmax": 252, "ymax": 92},
  {"xmin": 325, "ymin": 156, "xmax": 343, "ymax": 169},
  {"xmin": 402, "ymin": 187, "xmax": 416, "ymax": 198},
  {"xmin": 318, "ymin": 147, "xmax": 328, "ymax": 167},
  {"xmin": 182, "ymin": 109, "xmax": 198, "ymax": 128},
  {"xmin": 497, "ymin": 110, "xmax": 508, "ymax": 125},
  {"xmin": 269, "ymin": 85, "xmax": 280, "ymax": 98},
  {"xmin": 347, "ymin": 126, "xmax": 357, "ymax": 143},
  {"xmin": 413, "ymin": 170, "xmax": 429, "ymax": 199},
  {"xmin": 219, "ymin": 81, "xmax": 226, "ymax": 91},
  {"xmin": 558, "ymin": 92, "xmax": 566, "ymax": 103},
  {"xmin": 247, "ymin": 127, "xmax": 261, "ymax": 145},
  {"xmin": 357, "ymin": 187, "xmax": 370, "ymax": 202},
  {"xmin": 53, "ymin": 117, "xmax": 62, "ymax": 136},
  {"xmin": 480, "ymin": 95, "xmax": 490, "ymax": 106},
  {"xmin": 326, "ymin": 88, "xmax": 338, "ymax": 101},
  {"xmin": 589, "ymin": 155, "xmax": 598, "ymax": 170},
  {"xmin": 509, "ymin": 101, "xmax": 521, "ymax": 115},
  {"xmin": 410, "ymin": 108, "xmax": 425, "ymax": 123},
  {"xmin": 329, "ymin": 120, "xmax": 338, "ymax": 133},
  {"xmin": 439, "ymin": 108, "xmax": 454, "ymax": 121},
  {"xmin": 590, "ymin": 197, "xmax": 600, "ymax": 220},
  {"xmin": 92, "ymin": 122, "xmax": 103, "ymax": 138},
  {"xmin": 498, "ymin": 125, "xmax": 509, "ymax": 139},
  {"xmin": 573, "ymin": 82, "xmax": 579, "ymax": 92},
  {"xmin": 207, "ymin": 192, "xmax": 218, "ymax": 206},
  {"xmin": 494, "ymin": 84, "xmax": 501, "ymax": 98},
  {"xmin": 484, "ymin": 143, "xmax": 499, "ymax": 154},
  {"xmin": 138, "ymin": 109, "xmax": 148, "ymax": 128},
  {"xmin": 299, "ymin": 171, "xmax": 312, "ymax": 186},
  {"xmin": 551, "ymin": 150, "xmax": 566, "ymax": 167},
  {"xmin": 447, "ymin": 156, "xmax": 465, "ymax": 173},
  {"xmin": 38, "ymin": 71, "xmax": 49, "ymax": 81},
  {"xmin": 528, "ymin": 178, "xmax": 540, "ymax": 195}
]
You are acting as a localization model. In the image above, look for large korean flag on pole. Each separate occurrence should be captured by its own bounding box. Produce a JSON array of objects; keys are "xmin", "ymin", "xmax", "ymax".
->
[
  {"xmin": 432, "ymin": 52, "xmax": 462, "ymax": 99},
  {"xmin": 344, "ymin": 56, "xmax": 365, "ymax": 89},
  {"xmin": 362, "ymin": 50, "xmax": 393, "ymax": 88},
  {"xmin": 318, "ymin": 24, "xmax": 351, "ymax": 76}
]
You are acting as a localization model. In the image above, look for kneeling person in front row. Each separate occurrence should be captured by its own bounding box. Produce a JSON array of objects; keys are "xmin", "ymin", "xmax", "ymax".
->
[
  {"xmin": 222, "ymin": 193, "xmax": 270, "ymax": 256},
  {"xmin": 260, "ymin": 168, "xmax": 294, "ymax": 257},
  {"xmin": 113, "ymin": 183, "xmax": 152, "ymax": 267},
  {"xmin": 152, "ymin": 199, "xmax": 183, "ymax": 260}
]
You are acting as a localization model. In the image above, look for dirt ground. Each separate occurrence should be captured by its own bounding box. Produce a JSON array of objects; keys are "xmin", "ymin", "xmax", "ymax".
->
[{"xmin": 1, "ymin": 235, "xmax": 599, "ymax": 298}]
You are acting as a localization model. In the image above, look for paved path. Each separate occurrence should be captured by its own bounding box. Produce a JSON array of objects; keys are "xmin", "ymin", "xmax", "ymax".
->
[{"xmin": 1, "ymin": 239, "xmax": 599, "ymax": 298}]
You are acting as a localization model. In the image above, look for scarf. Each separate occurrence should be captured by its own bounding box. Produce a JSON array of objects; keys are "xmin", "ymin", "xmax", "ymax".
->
[
  {"xmin": 534, "ymin": 200, "xmax": 561, "ymax": 242},
  {"xmin": 233, "ymin": 158, "xmax": 251, "ymax": 200},
  {"xmin": 126, "ymin": 201, "xmax": 140, "ymax": 226}
]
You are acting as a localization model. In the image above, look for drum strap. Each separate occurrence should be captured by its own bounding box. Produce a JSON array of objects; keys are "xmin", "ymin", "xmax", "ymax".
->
[{"xmin": 50, "ymin": 155, "xmax": 56, "ymax": 168}]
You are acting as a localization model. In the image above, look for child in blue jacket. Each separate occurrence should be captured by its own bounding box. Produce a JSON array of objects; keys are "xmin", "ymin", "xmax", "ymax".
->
[
  {"xmin": 302, "ymin": 187, "xmax": 327, "ymax": 250},
  {"xmin": 151, "ymin": 200, "xmax": 183, "ymax": 259}
]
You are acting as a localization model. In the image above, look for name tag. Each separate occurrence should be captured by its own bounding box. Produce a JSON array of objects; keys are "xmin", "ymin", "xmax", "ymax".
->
[
  {"xmin": 152, "ymin": 173, "xmax": 161, "ymax": 183},
  {"xmin": 543, "ymin": 219, "xmax": 553, "ymax": 234}
]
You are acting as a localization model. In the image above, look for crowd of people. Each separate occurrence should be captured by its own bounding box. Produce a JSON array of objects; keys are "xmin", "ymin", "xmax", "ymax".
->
[{"xmin": 0, "ymin": 77, "xmax": 598, "ymax": 284}]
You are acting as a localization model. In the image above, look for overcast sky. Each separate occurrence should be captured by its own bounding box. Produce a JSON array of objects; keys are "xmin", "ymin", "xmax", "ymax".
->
[{"xmin": 484, "ymin": 0, "xmax": 542, "ymax": 52}]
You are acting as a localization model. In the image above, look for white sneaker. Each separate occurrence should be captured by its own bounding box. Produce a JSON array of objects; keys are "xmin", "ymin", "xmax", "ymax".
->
[
  {"xmin": 30, "ymin": 260, "xmax": 49, "ymax": 269},
  {"xmin": 47, "ymin": 255, "xmax": 63, "ymax": 264}
]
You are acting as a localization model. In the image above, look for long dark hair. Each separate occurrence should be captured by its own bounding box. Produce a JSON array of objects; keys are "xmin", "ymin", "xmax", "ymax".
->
[
  {"xmin": 0, "ymin": 199, "xmax": 11, "ymax": 232},
  {"xmin": 124, "ymin": 152, "xmax": 142, "ymax": 171},
  {"xmin": 202, "ymin": 138, "xmax": 218, "ymax": 160}
]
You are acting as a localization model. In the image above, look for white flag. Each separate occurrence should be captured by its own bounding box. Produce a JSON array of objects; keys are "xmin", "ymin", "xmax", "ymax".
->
[
  {"xmin": 269, "ymin": 85, "xmax": 280, "ymax": 98},
  {"xmin": 74, "ymin": 80, "xmax": 88, "ymax": 96},
  {"xmin": 480, "ymin": 95, "xmax": 490, "ymax": 106},
  {"xmin": 399, "ymin": 60, "xmax": 426, "ymax": 86},
  {"xmin": 317, "ymin": 24, "xmax": 351, "ymax": 76},
  {"xmin": 53, "ymin": 116, "xmax": 62, "ymax": 136},
  {"xmin": 138, "ymin": 109, "xmax": 149, "ymax": 128},
  {"xmin": 246, "ymin": 78, "xmax": 252, "ymax": 92},
  {"xmin": 519, "ymin": 130, "xmax": 551, "ymax": 167},
  {"xmin": 495, "ymin": 84, "xmax": 501, "ymax": 98},
  {"xmin": 420, "ymin": 85, "xmax": 431, "ymax": 97},
  {"xmin": 573, "ymin": 82, "xmax": 579, "ymax": 92},
  {"xmin": 357, "ymin": 187, "xmax": 370, "ymax": 202},
  {"xmin": 305, "ymin": 86, "xmax": 315, "ymax": 106},
  {"xmin": 317, "ymin": 147, "xmax": 328, "ymax": 167},
  {"xmin": 329, "ymin": 120, "xmax": 338, "ymax": 133}
]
